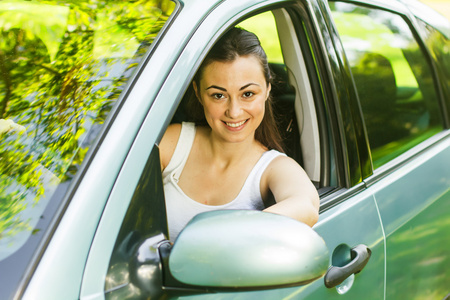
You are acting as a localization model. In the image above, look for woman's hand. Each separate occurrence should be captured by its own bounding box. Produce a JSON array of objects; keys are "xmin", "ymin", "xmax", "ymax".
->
[{"xmin": 262, "ymin": 156, "xmax": 320, "ymax": 227}]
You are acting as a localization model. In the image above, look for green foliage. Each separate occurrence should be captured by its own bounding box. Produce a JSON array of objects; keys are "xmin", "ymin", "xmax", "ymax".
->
[
  {"xmin": 239, "ymin": 12, "xmax": 284, "ymax": 64},
  {"xmin": 0, "ymin": 0, "xmax": 174, "ymax": 246}
]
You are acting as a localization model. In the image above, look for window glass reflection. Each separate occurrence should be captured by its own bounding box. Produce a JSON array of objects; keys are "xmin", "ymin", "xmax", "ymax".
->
[
  {"xmin": 330, "ymin": 2, "xmax": 443, "ymax": 168},
  {"xmin": 0, "ymin": 0, "xmax": 175, "ymax": 261}
]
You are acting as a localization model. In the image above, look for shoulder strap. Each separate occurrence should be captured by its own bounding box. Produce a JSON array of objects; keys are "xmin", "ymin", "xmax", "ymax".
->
[{"xmin": 253, "ymin": 150, "xmax": 286, "ymax": 180}]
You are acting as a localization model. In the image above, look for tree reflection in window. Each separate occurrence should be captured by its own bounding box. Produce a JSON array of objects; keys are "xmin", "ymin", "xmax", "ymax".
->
[{"xmin": 0, "ymin": 0, "xmax": 175, "ymax": 259}]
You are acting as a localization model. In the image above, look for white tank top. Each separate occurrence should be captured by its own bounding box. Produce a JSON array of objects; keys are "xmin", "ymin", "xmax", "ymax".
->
[{"xmin": 162, "ymin": 122, "xmax": 285, "ymax": 241}]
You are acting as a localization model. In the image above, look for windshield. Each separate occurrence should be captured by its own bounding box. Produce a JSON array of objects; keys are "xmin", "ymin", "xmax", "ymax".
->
[{"xmin": 0, "ymin": 0, "xmax": 176, "ymax": 298}]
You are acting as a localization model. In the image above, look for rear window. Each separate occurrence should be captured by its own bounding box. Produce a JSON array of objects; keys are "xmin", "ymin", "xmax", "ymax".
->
[
  {"xmin": 329, "ymin": 2, "xmax": 443, "ymax": 168},
  {"xmin": 0, "ymin": 0, "xmax": 175, "ymax": 297}
]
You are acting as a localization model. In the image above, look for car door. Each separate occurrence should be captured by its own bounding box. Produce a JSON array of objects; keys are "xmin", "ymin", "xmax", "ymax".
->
[
  {"xmin": 79, "ymin": 0, "xmax": 386, "ymax": 299},
  {"xmin": 328, "ymin": 1, "xmax": 450, "ymax": 299}
]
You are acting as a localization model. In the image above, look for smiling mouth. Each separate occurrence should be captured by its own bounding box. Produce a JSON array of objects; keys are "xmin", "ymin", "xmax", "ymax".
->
[{"xmin": 224, "ymin": 120, "xmax": 247, "ymax": 128}]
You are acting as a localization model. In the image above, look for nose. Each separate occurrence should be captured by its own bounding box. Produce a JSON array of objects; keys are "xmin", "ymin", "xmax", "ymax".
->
[{"xmin": 226, "ymin": 98, "xmax": 241, "ymax": 119}]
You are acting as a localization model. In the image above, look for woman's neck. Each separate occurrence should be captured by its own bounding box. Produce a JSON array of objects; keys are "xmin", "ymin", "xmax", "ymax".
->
[{"xmin": 204, "ymin": 129, "xmax": 263, "ymax": 170}]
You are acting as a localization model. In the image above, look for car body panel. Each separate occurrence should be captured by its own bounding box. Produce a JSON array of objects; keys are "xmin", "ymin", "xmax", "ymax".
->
[
  {"xmin": 368, "ymin": 133, "xmax": 450, "ymax": 298},
  {"xmin": 287, "ymin": 190, "xmax": 385, "ymax": 299}
]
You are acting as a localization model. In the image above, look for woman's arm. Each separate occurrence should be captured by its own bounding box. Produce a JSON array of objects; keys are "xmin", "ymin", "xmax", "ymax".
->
[{"xmin": 262, "ymin": 156, "xmax": 320, "ymax": 227}]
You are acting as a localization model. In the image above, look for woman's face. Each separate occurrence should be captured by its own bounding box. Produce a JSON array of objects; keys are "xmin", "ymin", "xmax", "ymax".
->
[{"xmin": 194, "ymin": 55, "xmax": 271, "ymax": 145}]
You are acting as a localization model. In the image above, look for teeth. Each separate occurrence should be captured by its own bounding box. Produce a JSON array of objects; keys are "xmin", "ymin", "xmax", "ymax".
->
[{"xmin": 226, "ymin": 120, "xmax": 246, "ymax": 128}]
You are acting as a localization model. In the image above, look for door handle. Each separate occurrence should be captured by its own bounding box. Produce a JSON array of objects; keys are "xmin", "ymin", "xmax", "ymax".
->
[{"xmin": 324, "ymin": 244, "xmax": 371, "ymax": 288}]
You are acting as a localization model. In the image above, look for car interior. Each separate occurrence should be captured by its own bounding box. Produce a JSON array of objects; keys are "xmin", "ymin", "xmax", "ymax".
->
[{"xmin": 350, "ymin": 52, "xmax": 401, "ymax": 149}]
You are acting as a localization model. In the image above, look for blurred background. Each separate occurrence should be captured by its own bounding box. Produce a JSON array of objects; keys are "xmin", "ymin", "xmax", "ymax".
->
[{"xmin": 420, "ymin": 0, "xmax": 450, "ymax": 20}]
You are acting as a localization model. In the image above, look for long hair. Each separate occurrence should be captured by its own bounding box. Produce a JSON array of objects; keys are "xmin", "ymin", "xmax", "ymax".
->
[{"xmin": 188, "ymin": 27, "xmax": 284, "ymax": 152}]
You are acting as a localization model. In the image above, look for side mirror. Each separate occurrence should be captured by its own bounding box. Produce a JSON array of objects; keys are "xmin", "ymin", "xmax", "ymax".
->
[{"xmin": 168, "ymin": 210, "xmax": 329, "ymax": 288}]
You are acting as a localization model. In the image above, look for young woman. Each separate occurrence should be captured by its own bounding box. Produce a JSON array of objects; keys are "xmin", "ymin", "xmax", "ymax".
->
[{"xmin": 160, "ymin": 27, "xmax": 319, "ymax": 241}]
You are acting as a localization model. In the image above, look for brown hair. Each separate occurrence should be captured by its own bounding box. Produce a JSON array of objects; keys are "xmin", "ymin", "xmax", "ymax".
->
[{"xmin": 188, "ymin": 27, "xmax": 284, "ymax": 152}]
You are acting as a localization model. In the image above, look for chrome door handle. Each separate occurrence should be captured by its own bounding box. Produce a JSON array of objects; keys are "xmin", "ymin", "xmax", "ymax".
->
[{"xmin": 324, "ymin": 244, "xmax": 371, "ymax": 288}]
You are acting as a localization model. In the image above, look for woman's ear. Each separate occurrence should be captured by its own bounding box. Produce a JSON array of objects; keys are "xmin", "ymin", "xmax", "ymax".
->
[{"xmin": 266, "ymin": 83, "xmax": 272, "ymax": 101}]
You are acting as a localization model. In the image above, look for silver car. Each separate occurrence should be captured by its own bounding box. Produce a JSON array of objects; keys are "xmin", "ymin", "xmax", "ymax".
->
[{"xmin": 1, "ymin": 0, "xmax": 449, "ymax": 299}]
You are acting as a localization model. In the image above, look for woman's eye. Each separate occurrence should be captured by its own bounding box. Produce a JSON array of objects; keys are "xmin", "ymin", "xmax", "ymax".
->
[
  {"xmin": 243, "ymin": 91, "xmax": 254, "ymax": 98},
  {"xmin": 212, "ymin": 93, "xmax": 225, "ymax": 100}
]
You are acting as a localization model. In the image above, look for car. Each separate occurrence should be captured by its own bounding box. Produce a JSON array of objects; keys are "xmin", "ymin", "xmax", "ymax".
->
[{"xmin": 1, "ymin": 0, "xmax": 449, "ymax": 299}]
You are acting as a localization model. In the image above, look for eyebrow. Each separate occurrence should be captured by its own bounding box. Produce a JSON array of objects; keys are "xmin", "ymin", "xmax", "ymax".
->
[
  {"xmin": 205, "ymin": 83, "xmax": 260, "ymax": 91},
  {"xmin": 206, "ymin": 85, "xmax": 227, "ymax": 91}
]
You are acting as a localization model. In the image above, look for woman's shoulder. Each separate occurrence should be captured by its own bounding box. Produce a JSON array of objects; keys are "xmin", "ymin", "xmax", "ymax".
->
[
  {"xmin": 265, "ymin": 153, "xmax": 300, "ymax": 172},
  {"xmin": 159, "ymin": 123, "xmax": 183, "ymax": 170},
  {"xmin": 161, "ymin": 123, "xmax": 183, "ymax": 146},
  {"xmin": 261, "ymin": 153, "xmax": 304, "ymax": 184},
  {"xmin": 160, "ymin": 122, "xmax": 203, "ymax": 170}
]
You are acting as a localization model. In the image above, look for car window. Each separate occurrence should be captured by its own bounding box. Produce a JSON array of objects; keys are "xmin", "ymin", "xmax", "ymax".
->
[
  {"xmin": 0, "ymin": 0, "xmax": 175, "ymax": 298},
  {"xmin": 239, "ymin": 11, "xmax": 284, "ymax": 64},
  {"xmin": 329, "ymin": 2, "xmax": 444, "ymax": 168}
]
